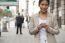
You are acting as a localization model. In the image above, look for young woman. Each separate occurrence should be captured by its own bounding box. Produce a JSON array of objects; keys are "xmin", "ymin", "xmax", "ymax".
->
[{"xmin": 29, "ymin": 0, "xmax": 59, "ymax": 43}]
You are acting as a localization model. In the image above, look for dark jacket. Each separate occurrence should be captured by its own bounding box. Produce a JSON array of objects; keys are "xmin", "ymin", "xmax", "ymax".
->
[{"xmin": 16, "ymin": 15, "xmax": 24, "ymax": 25}]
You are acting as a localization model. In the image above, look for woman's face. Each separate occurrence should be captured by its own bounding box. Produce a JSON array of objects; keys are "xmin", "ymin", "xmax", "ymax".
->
[{"xmin": 39, "ymin": 0, "xmax": 48, "ymax": 13}]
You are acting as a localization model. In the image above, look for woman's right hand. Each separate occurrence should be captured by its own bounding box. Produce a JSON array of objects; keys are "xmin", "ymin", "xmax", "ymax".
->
[
  {"xmin": 40, "ymin": 23, "xmax": 49, "ymax": 30},
  {"xmin": 37, "ymin": 23, "xmax": 47, "ymax": 30},
  {"xmin": 37, "ymin": 24, "xmax": 44, "ymax": 30}
]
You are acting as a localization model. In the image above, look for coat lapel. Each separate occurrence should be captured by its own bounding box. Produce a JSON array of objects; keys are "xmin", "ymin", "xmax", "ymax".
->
[
  {"xmin": 34, "ymin": 12, "xmax": 52, "ymax": 26},
  {"xmin": 34, "ymin": 13, "xmax": 39, "ymax": 26}
]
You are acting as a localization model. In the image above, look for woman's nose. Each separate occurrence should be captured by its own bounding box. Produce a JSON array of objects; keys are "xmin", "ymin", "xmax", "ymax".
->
[{"xmin": 42, "ymin": 5, "xmax": 46, "ymax": 8}]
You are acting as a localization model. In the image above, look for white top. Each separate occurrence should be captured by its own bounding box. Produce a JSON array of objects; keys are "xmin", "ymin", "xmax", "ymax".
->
[{"xmin": 39, "ymin": 18, "xmax": 48, "ymax": 43}]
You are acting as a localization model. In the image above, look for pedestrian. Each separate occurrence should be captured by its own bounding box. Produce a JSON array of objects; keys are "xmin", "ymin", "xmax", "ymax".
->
[
  {"xmin": 28, "ymin": 0, "xmax": 60, "ymax": 43},
  {"xmin": 4, "ymin": 6, "xmax": 12, "ymax": 28},
  {"xmin": 16, "ymin": 13, "xmax": 24, "ymax": 34}
]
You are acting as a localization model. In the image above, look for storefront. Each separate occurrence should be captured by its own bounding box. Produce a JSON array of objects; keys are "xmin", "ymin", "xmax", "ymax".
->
[{"xmin": 0, "ymin": 0, "xmax": 19, "ymax": 37}]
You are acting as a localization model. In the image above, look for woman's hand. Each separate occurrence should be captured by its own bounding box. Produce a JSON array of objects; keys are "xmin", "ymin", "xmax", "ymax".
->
[
  {"xmin": 37, "ymin": 24, "xmax": 43, "ymax": 30},
  {"xmin": 37, "ymin": 23, "xmax": 49, "ymax": 31},
  {"xmin": 40, "ymin": 23, "xmax": 49, "ymax": 30}
]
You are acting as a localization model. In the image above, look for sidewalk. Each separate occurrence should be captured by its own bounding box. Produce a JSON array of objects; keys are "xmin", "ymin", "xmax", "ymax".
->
[
  {"xmin": 0, "ymin": 21, "xmax": 34, "ymax": 43},
  {"xmin": 55, "ymin": 29, "xmax": 65, "ymax": 43},
  {"xmin": 0, "ymin": 21, "xmax": 65, "ymax": 43}
]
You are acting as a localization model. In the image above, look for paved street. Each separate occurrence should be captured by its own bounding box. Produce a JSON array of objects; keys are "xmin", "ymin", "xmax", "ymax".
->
[
  {"xmin": 0, "ymin": 21, "xmax": 34, "ymax": 43},
  {"xmin": 0, "ymin": 21, "xmax": 65, "ymax": 43},
  {"xmin": 55, "ymin": 29, "xmax": 65, "ymax": 43}
]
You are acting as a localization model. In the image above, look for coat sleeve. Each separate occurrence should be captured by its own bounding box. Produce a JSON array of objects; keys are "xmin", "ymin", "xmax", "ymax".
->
[
  {"xmin": 47, "ymin": 15, "xmax": 60, "ymax": 35},
  {"xmin": 28, "ymin": 16, "xmax": 39, "ymax": 35}
]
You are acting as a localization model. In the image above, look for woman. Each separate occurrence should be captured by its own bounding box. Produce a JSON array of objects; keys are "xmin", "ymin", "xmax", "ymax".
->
[{"xmin": 29, "ymin": 0, "xmax": 59, "ymax": 43}]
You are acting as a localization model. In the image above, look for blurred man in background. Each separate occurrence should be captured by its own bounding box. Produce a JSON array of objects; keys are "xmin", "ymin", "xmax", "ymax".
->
[{"xmin": 15, "ymin": 13, "xmax": 24, "ymax": 34}]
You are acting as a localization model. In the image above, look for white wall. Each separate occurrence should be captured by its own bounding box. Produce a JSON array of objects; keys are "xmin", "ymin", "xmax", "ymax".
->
[
  {"xmin": 19, "ymin": 0, "xmax": 40, "ymax": 16},
  {"xmin": 19, "ymin": 0, "xmax": 26, "ymax": 15}
]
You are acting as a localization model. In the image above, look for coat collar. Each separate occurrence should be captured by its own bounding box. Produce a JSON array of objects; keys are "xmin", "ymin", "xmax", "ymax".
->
[{"xmin": 33, "ymin": 12, "xmax": 52, "ymax": 26}]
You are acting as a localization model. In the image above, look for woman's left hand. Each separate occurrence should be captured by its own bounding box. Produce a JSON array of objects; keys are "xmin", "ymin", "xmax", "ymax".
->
[
  {"xmin": 40, "ymin": 23, "xmax": 49, "ymax": 30},
  {"xmin": 44, "ymin": 25, "xmax": 49, "ymax": 30}
]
